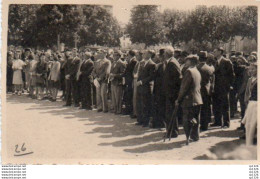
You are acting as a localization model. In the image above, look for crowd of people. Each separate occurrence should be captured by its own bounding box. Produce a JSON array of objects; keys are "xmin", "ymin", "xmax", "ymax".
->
[{"xmin": 6, "ymin": 46, "xmax": 257, "ymax": 146}]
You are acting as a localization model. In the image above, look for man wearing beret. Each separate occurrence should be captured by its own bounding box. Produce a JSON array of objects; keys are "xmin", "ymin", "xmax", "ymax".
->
[
  {"xmin": 197, "ymin": 51, "xmax": 215, "ymax": 131},
  {"xmin": 212, "ymin": 47, "xmax": 235, "ymax": 128},
  {"xmin": 176, "ymin": 55, "xmax": 202, "ymax": 145}
]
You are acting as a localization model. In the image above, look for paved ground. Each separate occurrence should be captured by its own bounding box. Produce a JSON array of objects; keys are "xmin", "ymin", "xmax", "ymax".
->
[{"xmin": 3, "ymin": 94, "xmax": 254, "ymax": 164}]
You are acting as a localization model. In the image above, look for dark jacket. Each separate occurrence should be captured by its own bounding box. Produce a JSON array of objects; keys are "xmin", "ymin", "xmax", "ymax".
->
[
  {"xmin": 197, "ymin": 62, "xmax": 215, "ymax": 96},
  {"xmin": 65, "ymin": 56, "xmax": 81, "ymax": 80},
  {"xmin": 177, "ymin": 66, "xmax": 203, "ymax": 108},
  {"xmin": 214, "ymin": 56, "xmax": 235, "ymax": 94},
  {"xmin": 153, "ymin": 63, "xmax": 164, "ymax": 97},
  {"xmin": 125, "ymin": 57, "xmax": 137, "ymax": 86},
  {"xmin": 138, "ymin": 59, "xmax": 156, "ymax": 94},
  {"xmin": 110, "ymin": 59, "xmax": 126, "ymax": 86},
  {"xmin": 79, "ymin": 58, "xmax": 94, "ymax": 82},
  {"xmin": 163, "ymin": 57, "xmax": 181, "ymax": 100}
]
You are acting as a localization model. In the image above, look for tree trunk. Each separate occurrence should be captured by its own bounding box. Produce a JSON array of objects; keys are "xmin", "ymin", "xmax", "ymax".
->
[{"xmin": 57, "ymin": 34, "xmax": 60, "ymax": 52}]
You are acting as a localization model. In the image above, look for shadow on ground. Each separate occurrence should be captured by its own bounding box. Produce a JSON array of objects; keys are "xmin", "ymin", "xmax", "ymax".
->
[{"xmin": 7, "ymin": 94, "xmax": 250, "ymax": 159}]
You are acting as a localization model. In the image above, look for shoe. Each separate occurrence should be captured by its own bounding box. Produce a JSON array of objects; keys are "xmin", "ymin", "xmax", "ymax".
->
[
  {"xmin": 97, "ymin": 109, "xmax": 102, "ymax": 112},
  {"xmin": 74, "ymin": 104, "xmax": 80, "ymax": 107},
  {"xmin": 200, "ymin": 127, "xmax": 208, "ymax": 132},
  {"xmin": 130, "ymin": 115, "xmax": 137, "ymax": 119},
  {"xmin": 79, "ymin": 107, "xmax": 86, "ymax": 110},
  {"xmin": 237, "ymin": 126, "xmax": 245, "ymax": 131},
  {"xmin": 222, "ymin": 123, "xmax": 230, "ymax": 129},
  {"xmin": 190, "ymin": 138, "xmax": 199, "ymax": 142},
  {"xmin": 86, "ymin": 107, "xmax": 92, "ymax": 110},
  {"xmin": 210, "ymin": 123, "xmax": 221, "ymax": 127},
  {"xmin": 103, "ymin": 110, "xmax": 108, "ymax": 113},
  {"xmin": 239, "ymin": 135, "xmax": 246, "ymax": 140},
  {"xmin": 135, "ymin": 122, "xmax": 143, "ymax": 126},
  {"xmin": 63, "ymin": 104, "xmax": 71, "ymax": 107},
  {"xmin": 142, "ymin": 124, "xmax": 149, "ymax": 127}
]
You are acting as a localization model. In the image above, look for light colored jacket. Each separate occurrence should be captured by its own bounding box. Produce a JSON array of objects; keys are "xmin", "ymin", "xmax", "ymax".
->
[{"xmin": 48, "ymin": 61, "xmax": 61, "ymax": 81}]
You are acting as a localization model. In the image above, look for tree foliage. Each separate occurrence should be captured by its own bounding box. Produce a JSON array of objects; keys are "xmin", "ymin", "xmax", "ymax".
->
[
  {"xmin": 8, "ymin": 4, "xmax": 122, "ymax": 48},
  {"xmin": 126, "ymin": 5, "xmax": 165, "ymax": 47},
  {"xmin": 127, "ymin": 5, "xmax": 257, "ymax": 49}
]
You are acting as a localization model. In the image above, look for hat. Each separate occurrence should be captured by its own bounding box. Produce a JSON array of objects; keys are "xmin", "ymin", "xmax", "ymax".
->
[
  {"xmin": 236, "ymin": 51, "xmax": 243, "ymax": 56},
  {"xmin": 186, "ymin": 54, "xmax": 199, "ymax": 64},
  {"xmin": 97, "ymin": 49, "xmax": 106, "ymax": 54},
  {"xmin": 251, "ymin": 51, "xmax": 257, "ymax": 57},
  {"xmin": 217, "ymin": 47, "xmax": 224, "ymax": 54},
  {"xmin": 148, "ymin": 50, "xmax": 155, "ymax": 57},
  {"xmin": 85, "ymin": 52, "xmax": 92, "ymax": 57},
  {"xmin": 174, "ymin": 48, "xmax": 182, "ymax": 53},
  {"xmin": 24, "ymin": 48, "xmax": 31, "ymax": 52},
  {"xmin": 198, "ymin": 51, "xmax": 208, "ymax": 59},
  {"xmin": 129, "ymin": 50, "xmax": 136, "ymax": 56},
  {"xmin": 114, "ymin": 50, "xmax": 123, "ymax": 56}
]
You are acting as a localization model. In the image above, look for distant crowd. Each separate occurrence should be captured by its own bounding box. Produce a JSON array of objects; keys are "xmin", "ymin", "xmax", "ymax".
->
[{"xmin": 6, "ymin": 46, "xmax": 257, "ymax": 145}]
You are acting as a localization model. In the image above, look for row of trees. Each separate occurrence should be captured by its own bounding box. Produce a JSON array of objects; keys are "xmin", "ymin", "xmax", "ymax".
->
[
  {"xmin": 126, "ymin": 5, "xmax": 257, "ymax": 50},
  {"xmin": 8, "ymin": 4, "xmax": 122, "ymax": 49}
]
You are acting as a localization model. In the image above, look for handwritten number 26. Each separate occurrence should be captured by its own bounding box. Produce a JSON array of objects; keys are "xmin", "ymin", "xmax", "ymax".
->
[{"xmin": 15, "ymin": 143, "xmax": 26, "ymax": 153}]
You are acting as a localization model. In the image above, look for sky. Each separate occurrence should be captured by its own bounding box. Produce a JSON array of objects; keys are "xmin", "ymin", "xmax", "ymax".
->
[
  {"xmin": 108, "ymin": 0, "xmax": 253, "ymax": 25},
  {"xmin": 112, "ymin": 1, "xmax": 197, "ymax": 25}
]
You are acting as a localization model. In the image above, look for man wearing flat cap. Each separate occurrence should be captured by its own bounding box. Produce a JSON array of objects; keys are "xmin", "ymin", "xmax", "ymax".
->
[
  {"xmin": 197, "ymin": 51, "xmax": 215, "ymax": 131},
  {"xmin": 212, "ymin": 47, "xmax": 235, "ymax": 128},
  {"xmin": 78, "ymin": 52, "xmax": 94, "ymax": 110},
  {"xmin": 176, "ymin": 55, "xmax": 202, "ymax": 145},
  {"xmin": 124, "ymin": 50, "xmax": 138, "ymax": 117},
  {"xmin": 110, "ymin": 50, "xmax": 126, "ymax": 114},
  {"xmin": 163, "ymin": 47, "xmax": 182, "ymax": 137}
]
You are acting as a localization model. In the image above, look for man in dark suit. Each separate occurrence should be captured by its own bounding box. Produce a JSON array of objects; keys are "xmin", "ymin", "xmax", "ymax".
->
[
  {"xmin": 212, "ymin": 47, "xmax": 235, "ymax": 128},
  {"xmin": 110, "ymin": 50, "xmax": 127, "ymax": 114},
  {"xmin": 163, "ymin": 47, "xmax": 182, "ymax": 137},
  {"xmin": 65, "ymin": 48, "xmax": 81, "ymax": 107},
  {"xmin": 78, "ymin": 52, "xmax": 94, "ymax": 110},
  {"xmin": 136, "ymin": 50, "xmax": 156, "ymax": 127},
  {"xmin": 152, "ymin": 49, "xmax": 165, "ymax": 128},
  {"xmin": 124, "ymin": 50, "xmax": 138, "ymax": 117},
  {"xmin": 197, "ymin": 51, "xmax": 215, "ymax": 131},
  {"xmin": 176, "ymin": 55, "xmax": 202, "ymax": 145},
  {"xmin": 63, "ymin": 51, "xmax": 73, "ymax": 106}
]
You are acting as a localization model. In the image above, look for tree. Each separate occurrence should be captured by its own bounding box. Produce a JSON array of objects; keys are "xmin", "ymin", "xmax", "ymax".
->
[
  {"xmin": 34, "ymin": 5, "xmax": 84, "ymax": 48},
  {"xmin": 8, "ymin": 4, "xmax": 40, "ymax": 46},
  {"xmin": 78, "ymin": 5, "xmax": 122, "ymax": 47},
  {"xmin": 126, "ymin": 5, "xmax": 164, "ymax": 47}
]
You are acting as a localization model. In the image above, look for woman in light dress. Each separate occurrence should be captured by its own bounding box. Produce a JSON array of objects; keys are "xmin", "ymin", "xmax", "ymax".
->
[
  {"xmin": 242, "ymin": 62, "xmax": 257, "ymax": 146},
  {"xmin": 12, "ymin": 50, "xmax": 25, "ymax": 95}
]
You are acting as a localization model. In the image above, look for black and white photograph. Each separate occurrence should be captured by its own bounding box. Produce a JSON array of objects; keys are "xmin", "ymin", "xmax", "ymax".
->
[{"xmin": 2, "ymin": 0, "xmax": 258, "ymax": 164}]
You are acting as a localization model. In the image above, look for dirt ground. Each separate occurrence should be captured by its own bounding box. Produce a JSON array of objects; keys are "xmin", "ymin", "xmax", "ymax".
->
[{"xmin": 3, "ymin": 94, "xmax": 255, "ymax": 164}]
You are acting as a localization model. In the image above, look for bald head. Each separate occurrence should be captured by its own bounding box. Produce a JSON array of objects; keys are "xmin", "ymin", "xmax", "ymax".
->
[{"xmin": 164, "ymin": 46, "xmax": 174, "ymax": 59}]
